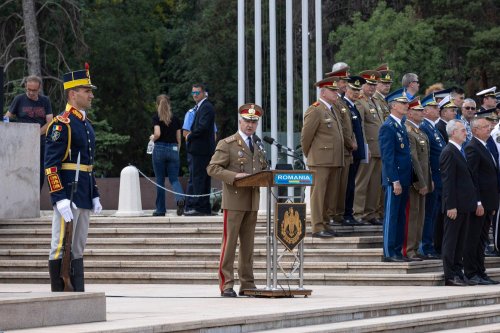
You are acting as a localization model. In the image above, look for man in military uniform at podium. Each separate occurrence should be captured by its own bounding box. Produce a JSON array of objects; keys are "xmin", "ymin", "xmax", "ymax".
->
[
  {"xmin": 45, "ymin": 64, "xmax": 102, "ymax": 291},
  {"xmin": 207, "ymin": 104, "xmax": 267, "ymax": 297}
]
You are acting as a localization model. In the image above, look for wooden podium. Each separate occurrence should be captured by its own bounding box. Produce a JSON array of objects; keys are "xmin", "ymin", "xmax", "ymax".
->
[{"xmin": 234, "ymin": 170, "xmax": 314, "ymax": 297}]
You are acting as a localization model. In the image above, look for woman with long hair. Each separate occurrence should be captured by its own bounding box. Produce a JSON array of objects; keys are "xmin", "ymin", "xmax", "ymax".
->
[{"xmin": 149, "ymin": 94, "xmax": 185, "ymax": 216}]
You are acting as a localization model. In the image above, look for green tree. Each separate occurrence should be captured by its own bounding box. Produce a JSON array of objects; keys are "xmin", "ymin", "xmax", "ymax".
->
[
  {"xmin": 328, "ymin": 2, "xmax": 445, "ymax": 91},
  {"xmin": 83, "ymin": 0, "xmax": 172, "ymax": 176}
]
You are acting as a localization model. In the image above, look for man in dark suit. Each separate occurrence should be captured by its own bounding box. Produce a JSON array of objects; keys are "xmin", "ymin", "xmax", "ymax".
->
[
  {"xmin": 419, "ymin": 93, "xmax": 445, "ymax": 259},
  {"xmin": 463, "ymin": 117, "xmax": 500, "ymax": 285},
  {"xmin": 435, "ymin": 95, "xmax": 457, "ymax": 143},
  {"xmin": 185, "ymin": 83, "xmax": 216, "ymax": 216},
  {"xmin": 342, "ymin": 76, "xmax": 366, "ymax": 226},
  {"xmin": 440, "ymin": 119, "xmax": 477, "ymax": 286},
  {"xmin": 379, "ymin": 88, "xmax": 412, "ymax": 262}
]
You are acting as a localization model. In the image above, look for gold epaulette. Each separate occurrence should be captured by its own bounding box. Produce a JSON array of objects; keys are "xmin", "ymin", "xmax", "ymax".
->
[{"xmin": 224, "ymin": 136, "xmax": 237, "ymax": 144}]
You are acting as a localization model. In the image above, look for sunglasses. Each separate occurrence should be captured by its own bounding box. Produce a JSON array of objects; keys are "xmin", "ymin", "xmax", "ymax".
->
[
  {"xmin": 191, "ymin": 91, "xmax": 201, "ymax": 96},
  {"xmin": 463, "ymin": 106, "xmax": 476, "ymax": 110}
]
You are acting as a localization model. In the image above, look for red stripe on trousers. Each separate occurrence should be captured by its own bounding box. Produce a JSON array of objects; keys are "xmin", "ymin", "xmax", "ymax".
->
[
  {"xmin": 218, "ymin": 209, "xmax": 228, "ymax": 292},
  {"xmin": 403, "ymin": 197, "xmax": 411, "ymax": 257}
]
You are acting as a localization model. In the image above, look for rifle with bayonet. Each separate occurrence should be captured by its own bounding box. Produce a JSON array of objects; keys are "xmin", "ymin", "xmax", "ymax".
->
[{"xmin": 60, "ymin": 152, "xmax": 80, "ymax": 291}]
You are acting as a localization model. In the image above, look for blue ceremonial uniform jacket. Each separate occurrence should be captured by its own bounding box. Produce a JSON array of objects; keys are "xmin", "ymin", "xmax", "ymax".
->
[
  {"xmin": 419, "ymin": 119, "xmax": 445, "ymax": 188},
  {"xmin": 44, "ymin": 104, "xmax": 99, "ymax": 209},
  {"xmin": 379, "ymin": 115, "xmax": 412, "ymax": 186},
  {"xmin": 343, "ymin": 97, "xmax": 365, "ymax": 160}
]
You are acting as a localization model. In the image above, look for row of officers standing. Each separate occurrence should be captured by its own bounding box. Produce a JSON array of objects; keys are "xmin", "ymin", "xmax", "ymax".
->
[{"xmin": 302, "ymin": 63, "xmax": 500, "ymax": 286}]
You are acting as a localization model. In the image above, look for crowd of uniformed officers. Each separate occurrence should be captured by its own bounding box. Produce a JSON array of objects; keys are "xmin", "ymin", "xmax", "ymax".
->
[{"xmin": 301, "ymin": 62, "xmax": 500, "ymax": 286}]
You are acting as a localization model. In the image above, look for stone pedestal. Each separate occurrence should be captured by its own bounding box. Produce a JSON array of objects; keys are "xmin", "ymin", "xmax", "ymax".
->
[{"xmin": 0, "ymin": 122, "xmax": 40, "ymax": 218}]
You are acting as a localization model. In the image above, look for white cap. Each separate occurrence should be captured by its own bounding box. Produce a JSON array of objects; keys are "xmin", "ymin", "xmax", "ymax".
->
[
  {"xmin": 331, "ymin": 62, "xmax": 349, "ymax": 72},
  {"xmin": 476, "ymin": 86, "xmax": 497, "ymax": 97}
]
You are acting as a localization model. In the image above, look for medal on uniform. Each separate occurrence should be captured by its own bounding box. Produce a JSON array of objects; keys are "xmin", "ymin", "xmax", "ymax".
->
[
  {"xmin": 238, "ymin": 150, "xmax": 244, "ymax": 157},
  {"xmin": 341, "ymin": 108, "xmax": 346, "ymax": 113},
  {"xmin": 401, "ymin": 143, "xmax": 404, "ymax": 148}
]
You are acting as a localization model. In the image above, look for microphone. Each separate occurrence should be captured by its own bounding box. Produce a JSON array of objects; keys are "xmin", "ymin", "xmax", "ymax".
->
[
  {"xmin": 253, "ymin": 134, "xmax": 266, "ymax": 153},
  {"xmin": 263, "ymin": 136, "xmax": 295, "ymax": 153}
]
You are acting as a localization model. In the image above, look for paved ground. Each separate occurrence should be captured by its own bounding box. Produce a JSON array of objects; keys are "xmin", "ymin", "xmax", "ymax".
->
[{"xmin": 3, "ymin": 283, "xmax": 500, "ymax": 332}]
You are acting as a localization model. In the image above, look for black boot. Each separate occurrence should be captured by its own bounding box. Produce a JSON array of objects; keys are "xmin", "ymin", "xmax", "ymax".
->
[
  {"xmin": 70, "ymin": 258, "xmax": 85, "ymax": 292},
  {"xmin": 48, "ymin": 259, "xmax": 64, "ymax": 292}
]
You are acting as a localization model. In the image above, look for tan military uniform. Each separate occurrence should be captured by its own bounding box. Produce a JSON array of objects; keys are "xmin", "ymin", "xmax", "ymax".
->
[
  {"xmin": 373, "ymin": 90, "xmax": 390, "ymax": 120},
  {"xmin": 325, "ymin": 96, "xmax": 356, "ymax": 222},
  {"xmin": 353, "ymin": 92, "xmax": 384, "ymax": 220},
  {"xmin": 301, "ymin": 100, "xmax": 344, "ymax": 233},
  {"xmin": 207, "ymin": 132, "xmax": 267, "ymax": 293},
  {"xmin": 404, "ymin": 121, "xmax": 432, "ymax": 257}
]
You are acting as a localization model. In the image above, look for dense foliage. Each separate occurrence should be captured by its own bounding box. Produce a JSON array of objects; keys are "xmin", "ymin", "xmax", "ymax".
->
[{"xmin": 1, "ymin": 0, "xmax": 498, "ymax": 176}]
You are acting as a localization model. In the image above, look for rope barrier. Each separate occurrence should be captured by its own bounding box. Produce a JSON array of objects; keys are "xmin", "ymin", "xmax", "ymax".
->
[{"xmin": 129, "ymin": 164, "xmax": 223, "ymax": 198}]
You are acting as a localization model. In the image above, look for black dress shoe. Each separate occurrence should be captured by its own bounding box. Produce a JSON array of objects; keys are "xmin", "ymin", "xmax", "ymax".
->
[
  {"xmin": 366, "ymin": 217, "xmax": 383, "ymax": 225},
  {"xmin": 481, "ymin": 275, "xmax": 500, "ymax": 285},
  {"xmin": 403, "ymin": 256, "xmax": 423, "ymax": 262},
  {"xmin": 342, "ymin": 217, "xmax": 364, "ymax": 226},
  {"xmin": 152, "ymin": 211, "xmax": 165, "ymax": 216},
  {"xmin": 176, "ymin": 200, "xmax": 185, "ymax": 216},
  {"xmin": 382, "ymin": 256, "xmax": 405, "ymax": 262},
  {"xmin": 466, "ymin": 275, "xmax": 491, "ymax": 285},
  {"xmin": 312, "ymin": 230, "xmax": 335, "ymax": 238},
  {"xmin": 445, "ymin": 276, "xmax": 467, "ymax": 286},
  {"xmin": 221, "ymin": 288, "xmax": 237, "ymax": 297}
]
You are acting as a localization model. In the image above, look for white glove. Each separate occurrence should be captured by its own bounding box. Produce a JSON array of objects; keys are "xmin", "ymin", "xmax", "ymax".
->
[
  {"xmin": 56, "ymin": 199, "xmax": 77, "ymax": 222},
  {"xmin": 92, "ymin": 197, "xmax": 102, "ymax": 214}
]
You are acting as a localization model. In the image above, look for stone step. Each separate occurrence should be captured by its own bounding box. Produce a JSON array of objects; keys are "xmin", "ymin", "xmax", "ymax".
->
[
  {"xmin": 0, "ymin": 292, "xmax": 106, "ymax": 331},
  {"xmin": 0, "ymin": 270, "xmax": 445, "ymax": 286},
  {"xmin": 0, "ymin": 259, "xmax": 443, "ymax": 274},
  {"xmin": 0, "ymin": 225, "xmax": 382, "ymax": 238},
  {"xmin": 5, "ymin": 269, "xmax": 500, "ymax": 287},
  {"xmin": 0, "ymin": 236, "xmax": 382, "ymax": 249},
  {"xmin": 430, "ymin": 323, "xmax": 500, "ymax": 332},
  {"xmin": 262, "ymin": 303, "xmax": 500, "ymax": 333},
  {"xmin": 0, "ymin": 248, "xmax": 383, "ymax": 262}
]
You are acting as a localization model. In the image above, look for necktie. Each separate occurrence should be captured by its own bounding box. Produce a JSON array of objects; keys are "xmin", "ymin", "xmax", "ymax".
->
[
  {"xmin": 460, "ymin": 147, "xmax": 466, "ymax": 160},
  {"xmin": 248, "ymin": 137, "xmax": 254, "ymax": 153},
  {"xmin": 193, "ymin": 104, "xmax": 199, "ymax": 113}
]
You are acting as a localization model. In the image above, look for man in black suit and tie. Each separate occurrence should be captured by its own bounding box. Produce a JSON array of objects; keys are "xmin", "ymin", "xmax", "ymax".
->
[
  {"xmin": 185, "ymin": 83, "xmax": 216, "ymax": 216},
  {"xmin": 435, "ymin": 95, "xmax": 457, "ymax": 144},
  {"xmin": 463, "ymin": 117, "xmax": 500, "ymax": 285},
  {"xmin": 440, "ymin": 119, "xmax": 477, "ymax": 286}
]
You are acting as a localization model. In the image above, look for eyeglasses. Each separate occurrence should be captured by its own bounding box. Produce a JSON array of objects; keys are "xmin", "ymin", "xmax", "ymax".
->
[
  {"xmin": 191, "ymin": 91, "xmax": 201, "ymax": 96},
  {"xmin": 26, "ymin": 88, "xmax": 39, "ymax": 93},
  {"xmin": 411, "ymin": 80, "xmax": 419, "ymax": 84},
  {"xmin": 463, "ymin": 106, "xmax": 476, "ymax": 110}
]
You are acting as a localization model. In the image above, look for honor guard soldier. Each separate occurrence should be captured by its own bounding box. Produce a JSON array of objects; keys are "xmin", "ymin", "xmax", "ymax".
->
[
  {"xmin": 418, "ymin": 92, "xmax": 444, "ymax": 260},
  {"xmin": 379, "ymin": 88, "xmax": 412, "ymax": 262},
  {"xmin": 324, "ymin": 64, "xmax": 357, "ymax": 225},
  {"xmin": 207, "ymin": 104, "xmax": 268, "ymax": 297},
  {"xmin": 403, "ymin": 98, "xmax": 431, "ymax": 261},
  {"xmin": 476, "ymin": 86, "xmax": 497, "ymax": 113},
  {"xmin": 301, "ymin": 76, "xmax": 345, "ymax": 238},
  {"xmin": 373, "ymin": 63, "xmax": 393, "ymax": 119},
  {"xmin": 353, "ymin": 70, "xmax": 384, "ymax": 225},
  {"xmin": 45, "ymin": 64, "xmax": 102, "ymax": 291}
]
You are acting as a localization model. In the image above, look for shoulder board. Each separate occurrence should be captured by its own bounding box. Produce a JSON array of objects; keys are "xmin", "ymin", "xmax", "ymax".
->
[
  {"xmin": 56, "ymin": 112, "xmax": 71, "ymax": 124},
  {"xmin": 312, "ymin": 101, "xmax": 320, "ymax": 107},
  {"xmin": 224, "ymin": 136, "xmax": 237, "ymax": 144}
]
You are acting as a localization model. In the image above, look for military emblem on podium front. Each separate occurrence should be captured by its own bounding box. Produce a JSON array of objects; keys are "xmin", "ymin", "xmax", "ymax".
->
[{"xmin": 275, "ymin": 203, "xmax": 306, "ymax": 251}]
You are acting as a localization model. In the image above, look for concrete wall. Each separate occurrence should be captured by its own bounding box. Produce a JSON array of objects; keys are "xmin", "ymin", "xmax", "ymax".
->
[{"xmin": 0, "ymin": 122, "xmax": 40, "ymax": 218}]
